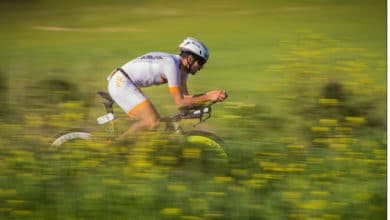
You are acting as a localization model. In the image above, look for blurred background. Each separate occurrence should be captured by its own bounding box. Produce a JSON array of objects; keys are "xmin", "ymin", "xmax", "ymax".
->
[{"xmin": 0, "ymin": 0, "xmax": 386, "ymax": 219}]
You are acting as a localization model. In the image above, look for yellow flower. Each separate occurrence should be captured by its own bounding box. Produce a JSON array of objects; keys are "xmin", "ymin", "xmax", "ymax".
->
[
  {"xmin": 319, "ymin": 119, "xmax": 338, "ymax": 126},
  {"xmin": 161, "ymin": 208, "xmax": 181, "ymax": 216},
  {"xmin": 298, "ymin": 200, "xmax": 328, "ymax": 209},
  {"xmin": 310, "ymin": 191, "xmax": 329, "ymax": 197},
  {"xmin": 312, "ymin": 138, "xmax": 331, "ymax": 144},
  {"xmin": 311, "ymin": 126, "xmax": 330, "ymax": 132},
  {"xmin": 319, "ymin": 98, "xmax": 339, "ymax": 105},
  {"xmin": 157, "ymin": 156, "xmax": 177, "ymax": 164},
  {"xmin": 287, "ymin": 144, "xmax": 304, "ymax": 149},
  {"xmin": 213, "ymin": 176, "xmax": 234, "ymax": 184},
  {"xmin": 345, "ymin": 116, "xmax": 365, "ymax": 124},
  {"xmin": 133, "ymin": 159, "xmax": 153, "ymax": 168},
  {"xmin": 79, "ymin": 160, "xmax": 100, "ymax": 168},
  {"xmin": 282, "ymin": 192, "xmax": 301, "ymax": 201},
  {"xmin": 11, "ymin": 210, "xmax": 32, "ymax": 216}
]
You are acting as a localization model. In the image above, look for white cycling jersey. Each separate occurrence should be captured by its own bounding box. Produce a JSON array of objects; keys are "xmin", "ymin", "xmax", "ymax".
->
[
  {"xmin": 121, "ymin": 52, "xmax": 187, "ymax": 89},
  {"xmin": 107, "ymin": 52, "xmax": 187, "ymax": 116}
]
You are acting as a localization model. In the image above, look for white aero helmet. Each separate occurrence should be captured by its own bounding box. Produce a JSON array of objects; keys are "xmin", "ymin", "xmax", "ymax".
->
[{"xmin": 179, "ymin": 37, "xmax": 209, "ymax": 62}]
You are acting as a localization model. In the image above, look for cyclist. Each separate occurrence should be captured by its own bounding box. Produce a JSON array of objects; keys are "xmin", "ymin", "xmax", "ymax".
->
[{"xmin": 107, "ymin": 37, "xmax": 228, "ymax": 141}]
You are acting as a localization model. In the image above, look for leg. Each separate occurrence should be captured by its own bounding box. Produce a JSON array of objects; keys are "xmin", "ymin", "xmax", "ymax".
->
[
  {"xmin": 117, "ymin": 100, "xmax": 160, "ymax": 141},
  {"xmin": 107, "ymin": 71, "xmax": 159, "ymax": 142}
]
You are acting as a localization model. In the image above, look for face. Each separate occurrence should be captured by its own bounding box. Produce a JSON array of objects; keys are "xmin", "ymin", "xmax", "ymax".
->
[{"xmin": 188, "ymin": 58, "xmax": 205, "ymax": 75}]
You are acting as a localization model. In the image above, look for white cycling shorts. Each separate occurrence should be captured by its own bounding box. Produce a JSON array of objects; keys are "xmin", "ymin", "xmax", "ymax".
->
[{"xmin": 107, "ymin": 71, "xmax": 148, "ymax": 117}]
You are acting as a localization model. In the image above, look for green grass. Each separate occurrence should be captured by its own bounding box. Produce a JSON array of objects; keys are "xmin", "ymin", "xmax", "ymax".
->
[{"xmin": 0, "ymin": 0, "xmax": 386, "ymax": 219}]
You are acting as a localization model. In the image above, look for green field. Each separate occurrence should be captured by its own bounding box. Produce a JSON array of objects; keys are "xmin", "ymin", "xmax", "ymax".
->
[{"xmin": 0, "ymin": 0, "xmax": 386, "ymax": 219}]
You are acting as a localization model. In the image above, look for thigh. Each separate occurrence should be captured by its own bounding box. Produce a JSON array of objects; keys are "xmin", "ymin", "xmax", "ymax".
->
[
  {"xmin": 108, "ymin": 72, "xmax": 147, "ymax": 116},
  {"xmin": 130, "ymin": 99, "xmax": 159, "ymax": 121}
]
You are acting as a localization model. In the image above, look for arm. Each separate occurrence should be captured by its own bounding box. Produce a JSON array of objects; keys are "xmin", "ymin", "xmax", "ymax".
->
[
  {"xmin": 164, "ymin": 60, "xmax": 227, "ymax": 108},
  {"xmin": 180, "ymin": 78, "xmax": 206, "ymax": 105},
  {"xmin": 169, "ymin": 81, "xmax": 227, "ymax": 109}
]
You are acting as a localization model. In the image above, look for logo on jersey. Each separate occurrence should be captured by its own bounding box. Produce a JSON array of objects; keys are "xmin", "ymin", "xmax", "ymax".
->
[{"xmin": 140, "ymin": 55, "xmax": 163, "ymax": 60}]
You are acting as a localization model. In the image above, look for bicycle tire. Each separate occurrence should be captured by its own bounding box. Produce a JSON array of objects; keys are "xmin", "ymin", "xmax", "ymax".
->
[
  {"xmin": 185, "ymin": 130, "xmax": 228, "ymax": 158},
  {"xmin": 51, "ymin": 130, "xmax": 93, "ymax": 148}
]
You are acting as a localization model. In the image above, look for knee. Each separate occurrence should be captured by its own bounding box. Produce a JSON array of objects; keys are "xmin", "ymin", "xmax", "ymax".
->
[
  {"xmin": 142, "ymin": 118, "xmax": 160, "ymax": 130},
  {"xmin": 148, "ymin": 118, "xmax": 160, "ymax": 130}
]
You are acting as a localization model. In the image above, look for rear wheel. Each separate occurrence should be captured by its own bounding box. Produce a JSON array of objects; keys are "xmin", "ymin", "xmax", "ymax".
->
[{"xmin": 51, "ymin": 130, "xmax": 93, "ymax": 148}]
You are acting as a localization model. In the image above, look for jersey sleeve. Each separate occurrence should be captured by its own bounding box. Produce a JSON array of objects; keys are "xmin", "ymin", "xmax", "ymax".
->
[{"xmin": 162, "ymin": 58, "xmax": 181, "ymax": 93}]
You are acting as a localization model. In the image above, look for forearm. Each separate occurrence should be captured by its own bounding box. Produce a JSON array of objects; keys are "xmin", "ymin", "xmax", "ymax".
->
[
  {"xmin": 173, "ymin": 94, "xmax": 208, "ymax": 110},
  {"xmin": 171, "ymin": 89, "xmax": 226, "ymax": 109},
  {"xmin": 182, "ymin": 93, "xmax": 210, "ymax": 106}
]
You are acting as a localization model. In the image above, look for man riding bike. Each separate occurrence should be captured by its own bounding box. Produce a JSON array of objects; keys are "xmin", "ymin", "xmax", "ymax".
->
[{"xmin": 107, "ymin": 37, "xmax": 228, "ymax": 141}]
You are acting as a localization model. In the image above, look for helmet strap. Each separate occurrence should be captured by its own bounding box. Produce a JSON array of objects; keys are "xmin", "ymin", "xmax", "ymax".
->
[
  {"xmin": 179, "ymin": 52, "xmax": 194, "ymax": 73},
  {"xmin": 186, "ymin": 56, "xmax": 193, "ymax": 72}
]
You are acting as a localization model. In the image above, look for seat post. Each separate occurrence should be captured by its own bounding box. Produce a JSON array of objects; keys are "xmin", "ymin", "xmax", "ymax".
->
[
  {"xmin": 97, "ymin": 91, "xmax": 114, "ymax": 114},
  {"xmin": 97, "ymin": 91, "xmax": 116, "ymax": 135}
]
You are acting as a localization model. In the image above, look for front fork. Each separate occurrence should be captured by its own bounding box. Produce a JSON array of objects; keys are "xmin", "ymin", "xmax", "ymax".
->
[{"xmin": 165, "ymin": 122, "xmax": 184, "ymax": 135}]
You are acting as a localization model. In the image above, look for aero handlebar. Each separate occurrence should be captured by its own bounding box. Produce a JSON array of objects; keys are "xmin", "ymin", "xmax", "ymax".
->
[{"xmin": 161, "ymin": 102, "xmax": 217, "ymax": 126}]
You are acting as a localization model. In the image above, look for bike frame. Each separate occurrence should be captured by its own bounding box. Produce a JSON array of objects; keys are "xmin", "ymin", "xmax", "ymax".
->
[{"xmin": 52, "ymin": 92, "xmax": 221, "ymax": 149}]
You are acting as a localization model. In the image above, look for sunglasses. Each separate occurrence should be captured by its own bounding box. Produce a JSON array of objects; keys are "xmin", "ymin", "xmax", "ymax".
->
[{"xmin": 197, "ymin": 58, "xmax": 206, "ymax": 66}]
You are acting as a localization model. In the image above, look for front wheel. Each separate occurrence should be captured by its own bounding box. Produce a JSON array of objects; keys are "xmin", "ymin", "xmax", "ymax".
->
[
  {"xmin": 185, "ymin": 130, "xmax": 228, "ymax": 159},
  {"xmin": 183, "ymin": 130, "xmax": 228, "ymax": 173}
]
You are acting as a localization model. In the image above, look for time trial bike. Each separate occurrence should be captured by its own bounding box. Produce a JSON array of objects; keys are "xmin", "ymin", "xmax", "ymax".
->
[{"xmin": 51, "ymin": 91, "xmax": 228, "ymax": 161}]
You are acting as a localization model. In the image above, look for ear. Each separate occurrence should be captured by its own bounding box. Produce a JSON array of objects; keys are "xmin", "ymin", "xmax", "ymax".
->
[{"xmin": 187, "ymin": 54, "xmax": 195, "ymax": 63}]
